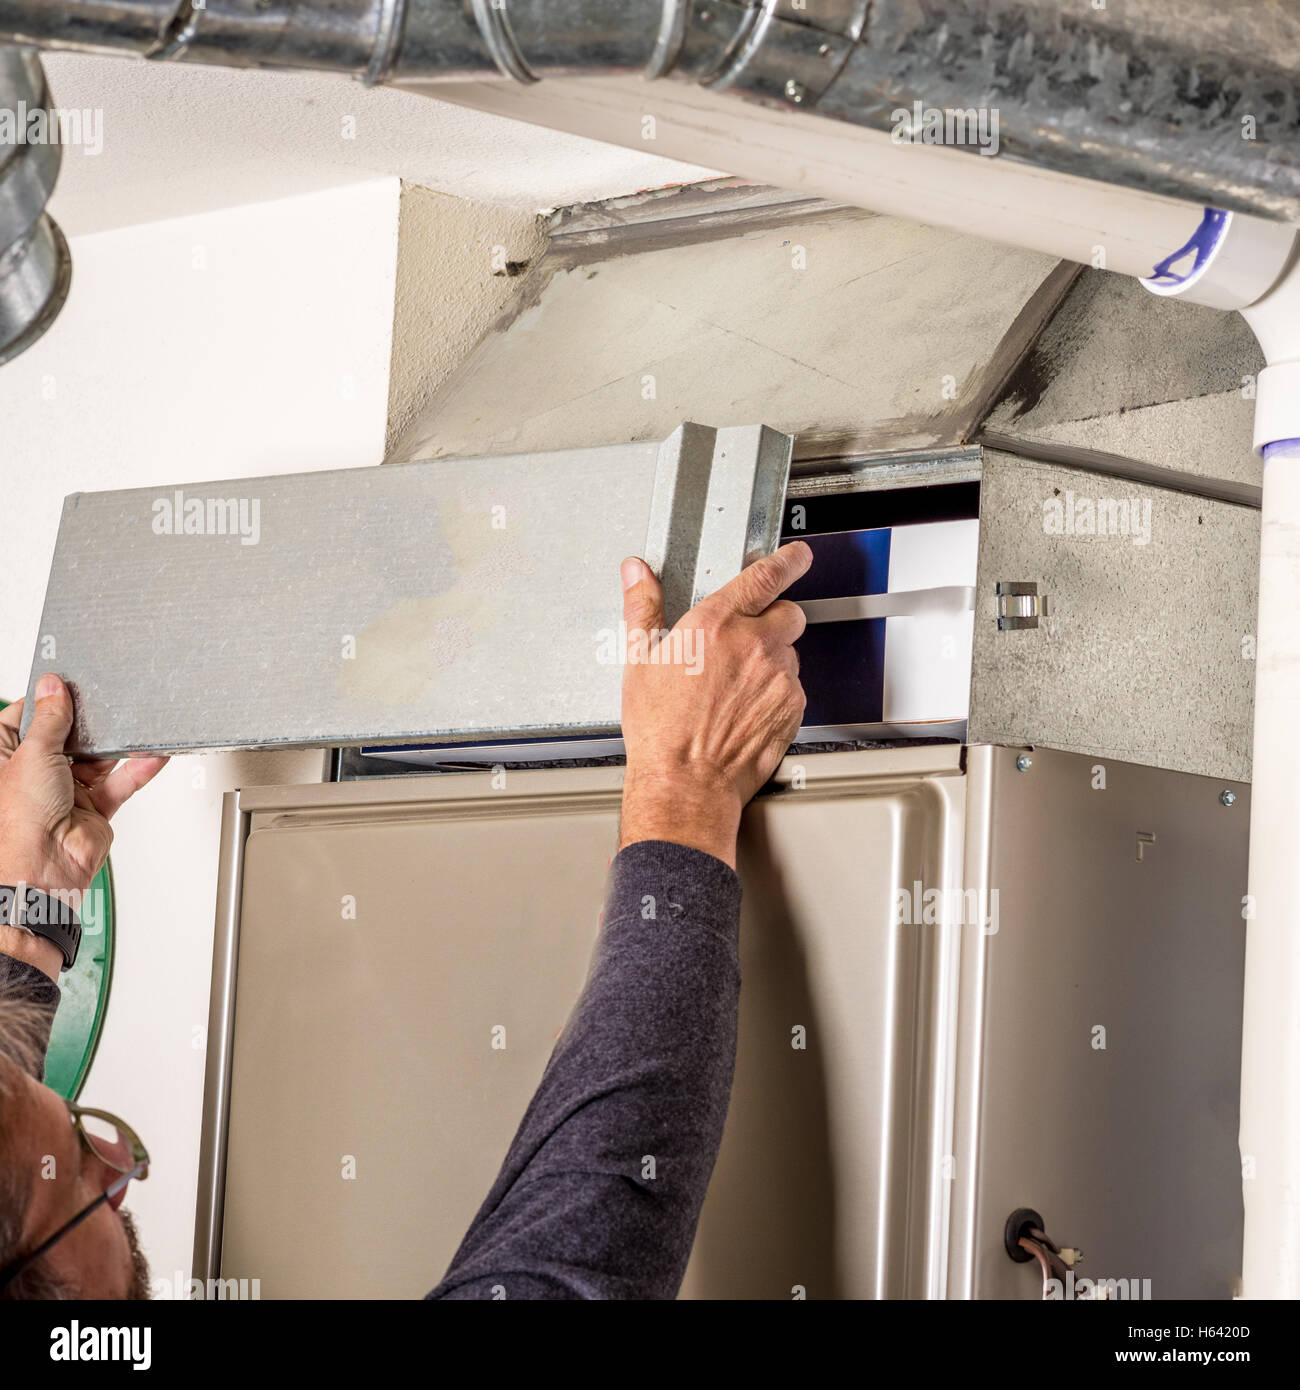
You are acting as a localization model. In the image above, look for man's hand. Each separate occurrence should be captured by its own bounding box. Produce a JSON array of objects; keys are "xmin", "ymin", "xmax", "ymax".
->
[
  {"xmin": 618, "ymin": 542, "xmax": 812, "ymax": 868},
  {"xmin": 0, "ymin": 675, "xmax": 167, "ymax": 978}
]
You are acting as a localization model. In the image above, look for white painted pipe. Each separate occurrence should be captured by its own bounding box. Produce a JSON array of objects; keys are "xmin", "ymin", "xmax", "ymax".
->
[
  {"xmin": 1240, "ymin": 254, "xmax": 1300, "ymax": 1301},
  {"xmin": 1240, "ymin": 440, "xmax": 1300, "ymax": 1300},
  {"xmin": 1241, "ymin": 262, "xmax": 1300, "ymax": 460},
  {"xmin": 1134, "ymin": 212, "xmax": 1300, "ymax": 1300},
  {"xmin": 411, "ymin": 71, "xmax": 1294, "ymax": 282}
]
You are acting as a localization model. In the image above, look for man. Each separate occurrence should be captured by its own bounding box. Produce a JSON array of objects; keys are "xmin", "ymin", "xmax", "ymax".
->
[{"xmin": 0, "ymin": 541, "xmax": 812, "ymax": 1299}]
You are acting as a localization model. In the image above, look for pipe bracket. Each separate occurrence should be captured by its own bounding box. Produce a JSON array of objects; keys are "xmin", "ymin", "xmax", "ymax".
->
[{"xmin": 708, "ymin": 7, "xmax": 856, "ymax": 107}]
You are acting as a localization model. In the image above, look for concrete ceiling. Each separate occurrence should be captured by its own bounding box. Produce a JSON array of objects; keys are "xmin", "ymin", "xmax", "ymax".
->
[{"xmin": 42, "ymin": 52, "xmax": 716, "ymax": 237}]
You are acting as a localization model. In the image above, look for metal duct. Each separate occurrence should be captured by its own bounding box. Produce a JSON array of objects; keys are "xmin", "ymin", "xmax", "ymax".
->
[
  {"xmin": 0, "ymin": 46, "xmax": 71, "ymax": 365},
  {"xmin": 0, "ymin": 0, "xmax": 1297, "ymax": 222}
]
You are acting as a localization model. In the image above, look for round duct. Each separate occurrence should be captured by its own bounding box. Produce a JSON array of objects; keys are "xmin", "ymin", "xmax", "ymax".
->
[{"xmin": 0, "ymin": 46, "xmax": 72, "ymax": 366}]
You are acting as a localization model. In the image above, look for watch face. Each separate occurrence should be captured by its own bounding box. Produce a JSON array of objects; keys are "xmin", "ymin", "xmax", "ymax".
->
[{"xmin": 0, "ymin": 698, "xmax": 114, "ymax": 1100}]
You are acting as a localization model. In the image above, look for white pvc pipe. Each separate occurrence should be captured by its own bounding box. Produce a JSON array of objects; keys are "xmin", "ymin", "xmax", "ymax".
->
[
  {"xmin": 409, "ymin": 71, "xmax": 1288, "ymax": 279},
  {"xmin": 1236, "ymin": 243, "xmax": 1300, "ymax": 1300},
  {"xmin": 1243, "ymin": 262, "xmax": 1300, "ymax": 458},
  {"xmin": 1241, "ymin": 441, "xmax": 1300, "ymax": 1300}
]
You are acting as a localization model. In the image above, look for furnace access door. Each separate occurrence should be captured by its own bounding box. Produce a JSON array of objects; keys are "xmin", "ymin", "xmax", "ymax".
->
[{"xmin": 196, "ymin": 742, "xmax": 1247, "ymax": 1299}]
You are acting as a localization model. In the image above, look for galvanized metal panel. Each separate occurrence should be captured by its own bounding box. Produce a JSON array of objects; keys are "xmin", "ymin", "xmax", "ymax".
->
[
  {"xmin": 953, "ymin": 745, "xmax": 1248, "ymax": 1300},
  {"xmin": 970, "ymin": 449, "xmax": 1259, "ymax": 784},
  {"xmin": 23, "ymin": 424, "xmax": 792, "ymax": 757}
]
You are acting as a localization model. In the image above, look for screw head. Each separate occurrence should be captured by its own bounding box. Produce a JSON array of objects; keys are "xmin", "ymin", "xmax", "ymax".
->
[
  {"xmin": 784, "ymin": 79, "xmax": 807, "ymax": 103},
  {"xmin": 1016, "ymin": 755, "xmax": 1033, "ymax": 772},
  {"xmin": 1220, "ymin": 789, "xmax": 1237, "ymax": 807}
]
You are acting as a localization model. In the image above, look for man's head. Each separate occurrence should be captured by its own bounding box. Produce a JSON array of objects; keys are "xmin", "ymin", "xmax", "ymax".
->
[{"xmin": 0, "ymin": 991, "xmax": 151, "ymax": 1300}]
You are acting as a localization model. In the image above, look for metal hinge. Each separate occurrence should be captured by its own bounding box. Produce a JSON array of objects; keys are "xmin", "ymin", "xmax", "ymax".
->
[{"xmin": 996, "ymin": 581, "xmax": 1047, "ymax": 631}]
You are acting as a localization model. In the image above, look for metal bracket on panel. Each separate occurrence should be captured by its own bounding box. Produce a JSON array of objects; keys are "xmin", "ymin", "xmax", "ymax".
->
[
  {"xmin": 645, "ymin": 424, "xmax": 794, "ymax": 625},
  {"xmin": 996, "ymin": 581, "xmax": 1047, "ymax": 631},
  {"xmin": 693, "ymin": 424, "xmax": 793, "ymax": 606},
  {"xmin": 643, "ymin": 423, "xmax": 717, "ymax": 627}
]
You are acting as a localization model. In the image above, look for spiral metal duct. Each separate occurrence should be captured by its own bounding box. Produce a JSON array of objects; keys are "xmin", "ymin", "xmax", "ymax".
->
[
  {"xmin": 0, "ymin": 1, "xmax": 1295, "ymax": 368},
  {"xmin": 0, "ymin": 45, "xmax": 71, "ymax": 365},
  {"xmin": 0, "ymin": 1, "xmax": 1295, "ymax": 219}
]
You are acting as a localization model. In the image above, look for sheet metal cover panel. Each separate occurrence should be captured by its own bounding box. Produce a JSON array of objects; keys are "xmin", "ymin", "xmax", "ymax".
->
[{"xmin": 23, "ymin": 424, "xmax": 793, "ymax": 758}]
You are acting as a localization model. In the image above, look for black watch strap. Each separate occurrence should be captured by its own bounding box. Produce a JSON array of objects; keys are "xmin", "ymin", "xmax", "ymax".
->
[{"xmin": 0, "ymin": 884, "xmax": 81, "ymax": 971}]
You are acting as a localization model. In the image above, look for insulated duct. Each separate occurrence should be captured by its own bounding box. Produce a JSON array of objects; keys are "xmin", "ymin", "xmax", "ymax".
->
[
  {"xmin": 0, "ymin": 0, "xmax": 1297, "ymax": 221},
  {"xmin": 0, "ymin": 45, "xmax": 70, "ymax": 365}
]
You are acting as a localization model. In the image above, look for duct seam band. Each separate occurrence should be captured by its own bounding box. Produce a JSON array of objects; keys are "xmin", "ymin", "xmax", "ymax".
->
[
  {"xmin": 470, "ymin": 0, "xmax": 538, "ymax": 83},
  {"xmin": 364, "ymin": 0, "xmax": 408, "ymax": 85}
]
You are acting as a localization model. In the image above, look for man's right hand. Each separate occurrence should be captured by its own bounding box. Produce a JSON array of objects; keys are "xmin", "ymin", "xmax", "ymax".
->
[
  {"xmin": 0, "ymin": 675, "xmax": 167, "ymax": 896},
  {"xmin": 617, "ymin": 542, "xmax": 813, "ymax": 868},
  {"xmin": 0, "ymin": 677, "xmax": 167, "ymax": 980}
]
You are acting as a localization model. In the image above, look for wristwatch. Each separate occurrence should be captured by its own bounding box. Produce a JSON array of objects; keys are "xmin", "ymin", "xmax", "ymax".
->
[{"xmin": 0, "ymin": 883, "xmax": 81, "ymax": 971}]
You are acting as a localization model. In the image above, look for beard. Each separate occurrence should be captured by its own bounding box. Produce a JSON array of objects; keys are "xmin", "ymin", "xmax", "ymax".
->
[{"xmin": 117, "ymin": 1207, "xmax": 152, "ymax": 1300}]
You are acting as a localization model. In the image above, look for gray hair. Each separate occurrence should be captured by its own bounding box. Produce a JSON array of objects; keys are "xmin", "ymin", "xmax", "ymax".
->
[{"xmin": 0, "ymin": 973, "xmax": 73, "ymax": 1299}]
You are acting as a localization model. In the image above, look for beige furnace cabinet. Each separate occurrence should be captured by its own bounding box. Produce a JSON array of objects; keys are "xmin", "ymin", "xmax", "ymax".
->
[{"xmin": 195, "ymin": 742, "xmax": 1248, "ymax": 1299}]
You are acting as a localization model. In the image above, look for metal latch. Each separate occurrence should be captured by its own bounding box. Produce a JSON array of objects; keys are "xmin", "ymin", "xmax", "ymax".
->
[{"xmin": 996, "ymin": 581, "xmax": 1047, "ymax": 631}]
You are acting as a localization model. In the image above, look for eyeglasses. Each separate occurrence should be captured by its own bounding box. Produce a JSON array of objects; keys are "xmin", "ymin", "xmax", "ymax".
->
[{"xmin": 0, "ymin": 1102, "xmax": 149, "ymax": 1291}]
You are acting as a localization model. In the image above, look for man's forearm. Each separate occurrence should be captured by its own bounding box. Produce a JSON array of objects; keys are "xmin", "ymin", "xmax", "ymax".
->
[{"xmin": 428, "ymin": 839, "xmax": 742, "ymax": 1301}]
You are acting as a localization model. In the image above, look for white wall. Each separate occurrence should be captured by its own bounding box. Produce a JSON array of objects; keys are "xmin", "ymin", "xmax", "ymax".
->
[{"xmin": 0, "ymin": 177, "xmax": 402, "ymax": 1292}]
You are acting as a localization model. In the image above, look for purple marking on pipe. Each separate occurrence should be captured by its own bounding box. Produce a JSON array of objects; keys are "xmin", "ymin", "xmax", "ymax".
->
[
  {"xmin": 1264, "ymin": 439, "xmax": 1300, "ymax": 461},
  {"xmin": 1146, "ymin": 208, "xmax": 1230, "ymax": 287}
]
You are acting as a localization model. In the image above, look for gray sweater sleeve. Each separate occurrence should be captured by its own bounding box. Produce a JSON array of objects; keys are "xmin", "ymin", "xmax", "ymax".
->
[{"xmin": 427, "ymin": 838, "xmax": 742, "ymax": 1301}]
